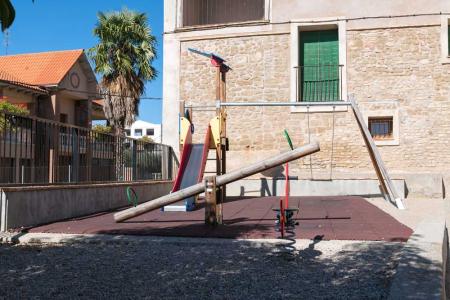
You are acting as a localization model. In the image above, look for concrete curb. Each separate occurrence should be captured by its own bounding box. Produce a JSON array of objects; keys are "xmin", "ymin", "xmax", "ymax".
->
[
  {"xmin": 8, "ymin": 232, "xmax": 296, "ymax": 246},
  {"xmin": 3, "ymin": 232, "xmax": 395, "ymax": 248},
  {"xmin": 0, "ymin": 231, "xmax": 23, "ymax": 243},
  {"xmin": 389, "ymin": 217, "xmax": 448, "ymax": 300}
]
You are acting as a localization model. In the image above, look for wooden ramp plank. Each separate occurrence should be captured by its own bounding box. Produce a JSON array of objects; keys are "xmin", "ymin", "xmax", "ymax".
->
[{"xmin": 349, "ymin": 96, "xmax": 405, "ymax": 209}]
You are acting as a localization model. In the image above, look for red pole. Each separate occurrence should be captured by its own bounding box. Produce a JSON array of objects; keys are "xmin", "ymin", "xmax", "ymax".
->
[
  {"xmin": 280, "ymin": 162, "xmax": 290, "ymax": 238},
  {"xmin": 280, "ymin": 199, "xmax": 285, "ymax": 238},
  {"xmin": 285, "ymin": 162, "xmax": 289, "ymax": 209}
]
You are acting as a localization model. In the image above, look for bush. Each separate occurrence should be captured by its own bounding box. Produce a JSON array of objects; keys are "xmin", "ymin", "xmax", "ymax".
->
[
  {"xmin": 139, "ymin": 135, "xmax": 154, "ymax": 143},
  {"xmin": 0, "ymin": 102, "xmax": 29, "ymax": 116},
  {"xmin": 0, "ymin": 103, "xmax": 30, "ymax": 131},
  {"xmin": 92, "ymin": 124, "xmax": 113, "ymax": 134}
]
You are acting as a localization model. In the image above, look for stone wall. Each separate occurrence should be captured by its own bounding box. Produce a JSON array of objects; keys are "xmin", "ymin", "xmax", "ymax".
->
[
  {"xmin": 0, "ymin": 181, "xmax": 173, "ymax": 231},
  {"xmin": 179, "ymin": 25, "xmax": 450, "ymax": 181},
  {"xmin": 348, "ymin": 26, "xmax": 450, "ymax": 172}
]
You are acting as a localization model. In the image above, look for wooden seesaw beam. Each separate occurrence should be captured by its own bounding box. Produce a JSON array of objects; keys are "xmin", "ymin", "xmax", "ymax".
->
[{"xmin": 114, "ymin": 142, "xmax": 320, "ymax": 222}]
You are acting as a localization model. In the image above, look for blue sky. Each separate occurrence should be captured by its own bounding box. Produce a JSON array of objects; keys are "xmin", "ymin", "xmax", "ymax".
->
[{"xmin": 1, "ymin": 0, "xmax": 164, "ymax": 124}]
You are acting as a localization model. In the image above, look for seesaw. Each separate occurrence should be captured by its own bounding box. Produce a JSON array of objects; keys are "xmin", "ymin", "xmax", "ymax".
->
[{"xmin": 114, "ymin": 142, "xmax": 320, "ymax": 223}]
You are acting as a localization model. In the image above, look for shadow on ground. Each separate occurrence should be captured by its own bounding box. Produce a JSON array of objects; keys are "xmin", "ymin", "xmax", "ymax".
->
[
  {"xmin": 95, "ymin": 219, "xmax": 275, "ymax": 239},
  {"xmin": 0, "ymin": 234, "xmax": 439, "ymax": 299}
]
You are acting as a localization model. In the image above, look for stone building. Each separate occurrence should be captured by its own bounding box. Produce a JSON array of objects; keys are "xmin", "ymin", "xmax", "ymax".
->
[{"xmin": 163, "ymin": 0, "xmax": 450, "ymax": 199}]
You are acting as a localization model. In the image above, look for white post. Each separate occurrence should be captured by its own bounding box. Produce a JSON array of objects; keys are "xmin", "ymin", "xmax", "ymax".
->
[{"xmin": 68, "ymin": 164, "xmax": 71, "ymax": 183}]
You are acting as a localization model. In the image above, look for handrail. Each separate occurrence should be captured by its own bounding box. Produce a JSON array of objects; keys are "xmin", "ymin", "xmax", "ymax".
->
[{"xmin": 294, "ymin": 64, "xmax": 344, "ymax": 68}]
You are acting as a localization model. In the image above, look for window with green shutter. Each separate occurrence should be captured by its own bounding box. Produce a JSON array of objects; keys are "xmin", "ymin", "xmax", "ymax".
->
[
  {"xmin": 448, "ymin": 25, "xmax": 450, "ymax": 55},
  {"xmin": 299, "ymin": 29, "xmax": 340, "ymax": 102}
]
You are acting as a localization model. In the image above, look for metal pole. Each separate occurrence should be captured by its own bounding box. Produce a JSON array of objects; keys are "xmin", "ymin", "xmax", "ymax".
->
[
  {"xmin": 114, "ymin": 142, "xmax": 320, "ymax": 222},
  {"xmin": 186, "ymin": 104, "xmax": 217, "ymax": 109},
  {"xmin": 219, "ymin": 101, "xmax": 351, "ymax": 107},
  {"xmin": 185, "ymin": 101, "xmax": 351, "ymax": 109}
]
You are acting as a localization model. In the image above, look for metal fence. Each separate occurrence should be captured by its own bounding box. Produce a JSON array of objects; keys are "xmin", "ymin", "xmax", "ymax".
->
[
  {"xmin": 295, "ymin": 65, "xmax": 344, "ymax": 102},
  {"xmin": 0, "ymin": 111, "xmax": 178, "ymax": 186}
]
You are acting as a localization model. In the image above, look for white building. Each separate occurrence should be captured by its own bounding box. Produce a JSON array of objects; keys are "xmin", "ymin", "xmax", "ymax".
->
[{"xmin": 125, "ymin": 120, "xmax": 161, "ymax": 143}]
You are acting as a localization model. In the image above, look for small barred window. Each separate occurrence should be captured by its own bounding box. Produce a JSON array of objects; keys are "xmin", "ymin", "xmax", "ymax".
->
[{"xmin": 369, "ymin": 117, "xmax": 393, "ymax": 140}]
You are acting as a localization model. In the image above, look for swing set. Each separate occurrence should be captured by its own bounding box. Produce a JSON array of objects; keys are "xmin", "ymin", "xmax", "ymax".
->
[
  {"xmin": 185, "ymin": 98, "xmax": 405, "ymax": 211},
  {"xmin": 181, "ymin": 96, "xmax": 404, "ymax": 238}
]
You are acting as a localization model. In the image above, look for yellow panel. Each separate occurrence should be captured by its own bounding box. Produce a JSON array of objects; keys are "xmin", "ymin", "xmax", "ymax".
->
[
  {"xmin": 179, "ymin": 117, "xmax": 191, "ymax": 148},
  {"xmin": 209, "ymin": 111, "xmax": 226, "ymax": 149},
  {"xmin": 209, "ymin": 116, "xmax": 220, "ymax": 149}
]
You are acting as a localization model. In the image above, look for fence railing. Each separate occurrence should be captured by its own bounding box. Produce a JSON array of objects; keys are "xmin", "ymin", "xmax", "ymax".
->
[
  {"xmin": 295, "ymin": 65, "xmax": 344, "ymax": 102},
  {"xmin": 0, "ymin": 111, "xmax": 178, "ymax": 186}
]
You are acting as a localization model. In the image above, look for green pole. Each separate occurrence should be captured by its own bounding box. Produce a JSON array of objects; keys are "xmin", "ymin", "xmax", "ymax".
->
[{"xmin": 283, "ymin": 129, "xmax": 294, "ymax": 150}]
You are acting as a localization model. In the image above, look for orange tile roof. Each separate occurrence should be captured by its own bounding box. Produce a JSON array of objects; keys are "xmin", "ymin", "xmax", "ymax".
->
[
  {"xmin": 93, "ymin": 99, "xmax": 104, "ymax": 106},
  {"xmin": 0, "ymin": 70, "xmax": 48, "ymax": 93},
  {"xmin": 0, "ymin": 49, "xmax": 84, "ymax": 86}
]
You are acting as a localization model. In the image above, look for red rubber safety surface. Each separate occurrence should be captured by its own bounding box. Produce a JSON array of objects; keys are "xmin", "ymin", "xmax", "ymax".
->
[{"xmin": 28, "ymin": 196, "xmax": 412, "ymax": 241}]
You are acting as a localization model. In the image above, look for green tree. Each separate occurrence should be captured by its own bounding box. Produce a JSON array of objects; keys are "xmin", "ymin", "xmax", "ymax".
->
[
  {"xmin": 0, "ymin": 102, "xmax": 29, "ymax": 116},
  {"xmin": 139, "ymin": 135, "xmax": 154, "ymax": 143},
  {"xmin": 0, "ymin": 0, "xmax": 15, "ymax": 31},
  {"xmin": 89, "ymin": 9, "xmax": 157, "ymax": 135},
  {"xmin": 92, "ymin": 124, "xmax": 113, "ymax": 135},
  {"xmin": 0, "ymin": 0, "xmax": 34, "ymax": 32},
  {"xmin": 0, "ymin": 102, "xmax": 29, "ymax": 133}
]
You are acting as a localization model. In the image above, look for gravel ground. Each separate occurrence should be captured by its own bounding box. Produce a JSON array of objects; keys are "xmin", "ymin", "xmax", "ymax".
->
[{"xmin": 0, "ymin": 238, "xmax": 403, "ymax": 299}]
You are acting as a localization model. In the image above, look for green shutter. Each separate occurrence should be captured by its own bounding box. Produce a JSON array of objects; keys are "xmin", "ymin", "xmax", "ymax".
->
[
  {"xmin": 448, "ymin": 26, "xmax": 450, "ymax": 55},
  {"xmin": 299, "ymin": 30, "xmax": 339, "ymax": 102}
]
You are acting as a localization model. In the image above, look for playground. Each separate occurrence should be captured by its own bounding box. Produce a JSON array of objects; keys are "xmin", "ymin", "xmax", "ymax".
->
[
  {"xmin": 0, "ymin": 48, "xmax": 410, "ymax": 240},
  {"xmin": 102, "ymin": 48, "xmax": 407, "ymax": 240},
  {"xmin": 28, "ymin": 195, "xmax": 412, "ymax": 241},
  {"xmin": 0, "ymin": 48, "xmax": 448, "ymax": 299}
]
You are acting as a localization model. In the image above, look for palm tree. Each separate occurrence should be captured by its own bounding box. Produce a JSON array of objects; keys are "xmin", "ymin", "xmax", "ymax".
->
[
  {"xmin": 0, "ymin": 0, "xmax": 15, "ymax": 31},
  {"xmin": 89, "ymin": 9, "xmax": 157, "ymax": 135}
]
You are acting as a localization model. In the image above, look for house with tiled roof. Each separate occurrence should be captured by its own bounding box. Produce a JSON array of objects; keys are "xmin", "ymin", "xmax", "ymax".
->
[{"xmin": 0, "ymin": 49, "xmax": 104, "ymax": 127}]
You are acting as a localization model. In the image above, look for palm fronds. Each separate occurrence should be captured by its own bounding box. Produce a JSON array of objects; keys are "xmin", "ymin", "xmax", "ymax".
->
[{"xmin": 89, "ymin": 8, "xmax": 157, "ymax": 133}]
